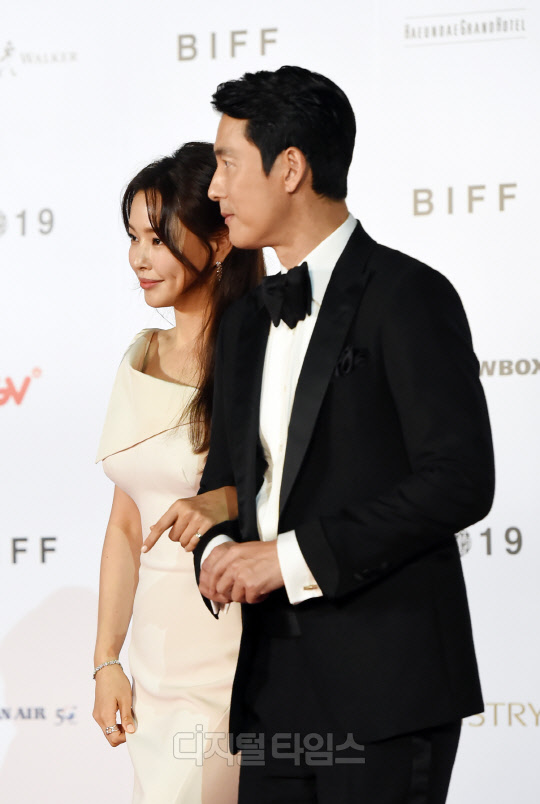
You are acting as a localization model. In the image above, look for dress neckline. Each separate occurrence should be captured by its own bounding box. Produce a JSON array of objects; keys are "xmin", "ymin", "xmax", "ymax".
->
[
  {"xmin": 131, "ymin": 329, "xmax": 197, "ymax": 390},
  {"xmin": 96, "ymin": 329, "xmax": 197, "ymax": 463}
]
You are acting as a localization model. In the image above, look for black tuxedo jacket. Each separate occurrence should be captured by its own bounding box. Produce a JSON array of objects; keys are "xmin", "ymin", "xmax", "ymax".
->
[{"xmin": 195, "ymin": 221, "xmax": 494, "ymax": 743}]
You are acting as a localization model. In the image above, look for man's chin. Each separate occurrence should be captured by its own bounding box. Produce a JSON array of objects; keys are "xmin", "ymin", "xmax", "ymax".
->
[
  {"xmin": 228, "ymin": 223, "xmax": 263, "ymax": 249},
  {"xmin": 229, "ymin": 232, "xmax": 261, "ymax": 251}
]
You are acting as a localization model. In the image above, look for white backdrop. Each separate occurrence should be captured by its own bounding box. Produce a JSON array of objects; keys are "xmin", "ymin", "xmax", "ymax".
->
[{"xmin": 1, "ymin": 1, "xmax": 538, "ymax": 801}]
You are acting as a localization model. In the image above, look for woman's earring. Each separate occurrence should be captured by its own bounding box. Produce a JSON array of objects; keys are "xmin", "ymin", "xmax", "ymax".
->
[{"xmin": 214, "ymin": 261, "xmax": 223, "ymax": 282}]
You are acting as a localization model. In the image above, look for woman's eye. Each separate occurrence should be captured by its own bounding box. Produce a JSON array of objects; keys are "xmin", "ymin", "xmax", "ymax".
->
[
  {"xmin": 128, "ymin": 233, "xmax": 137, "ymax": 242},
  {"xmin": 153, "ymin": 238, "xmax": 162, "ymax": 246}
]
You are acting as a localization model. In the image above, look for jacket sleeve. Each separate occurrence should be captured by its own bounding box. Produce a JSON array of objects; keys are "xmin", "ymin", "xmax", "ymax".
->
[
  {"xmin": 194, "ymin": 316, "xmax": 241, "ymax": 596},
  {"xmin": 297, "ymin": 265, "xmax": 495, "ymax": 599}
]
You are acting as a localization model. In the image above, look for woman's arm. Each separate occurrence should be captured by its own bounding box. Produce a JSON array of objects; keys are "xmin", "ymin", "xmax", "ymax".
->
[
  {"xmin": 141, "ymin": 486, "xmax": 238, "ymax": 554},
  {"xmin": 93, "ymin": 485, "xmax": 142, "ymax": 746}
]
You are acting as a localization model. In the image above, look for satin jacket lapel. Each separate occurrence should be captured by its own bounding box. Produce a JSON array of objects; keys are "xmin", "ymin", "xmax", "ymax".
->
[
  {"xmin": 231, "ymin": 295, "xmax": 270, "ymax": 539},
  {"xmin": 279, "ymin": 223, "xmax": 377, "ymax": 519}
]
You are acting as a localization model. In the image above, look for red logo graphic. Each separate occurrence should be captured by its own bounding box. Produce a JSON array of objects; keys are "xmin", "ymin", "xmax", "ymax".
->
[{"xmin": 0, "ymin": 368, "xmax": 41, "ymax": 405}]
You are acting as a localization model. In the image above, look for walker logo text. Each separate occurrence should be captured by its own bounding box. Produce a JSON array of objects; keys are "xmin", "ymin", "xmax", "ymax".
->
[
  {"xmin": 480, "ymin": 359, "xmax": 539, "ymax": 377},
  {"xmin": 413, "ymin": 184, "xmax": 517, "ymax": 216},
  {"xmin": 404, "ymin": 10, "xmax": 527, "ymax": 47},
  {"xmin": 178, "ymin": 28, "xmax": 278, "ymax": 61},
  {"xmin": 0, "ymin": 369, "xmax": 41, "ymax": 405},
  {"xmin": 0, "ymin": 41, "xmax": 77, "ymax": 77}
]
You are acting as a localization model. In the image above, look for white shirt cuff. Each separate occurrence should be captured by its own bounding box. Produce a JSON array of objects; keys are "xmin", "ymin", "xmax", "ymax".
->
[
  {"xmin": 201, "ymin": 534, "xmax": 233, "ymax": 615},
  {"xmin": 201, "ymin": 534, "xmax": 233, "ymax": 565},
  {"xmin": 277, "ymin": 530, "xmax": 323, "ymax": 604}
]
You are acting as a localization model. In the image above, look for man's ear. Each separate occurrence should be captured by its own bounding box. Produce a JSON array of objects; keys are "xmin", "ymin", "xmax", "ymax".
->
[
  {"xmin": 210, "ymin": 228, "xmax": 232, "ymax": 263},
  {"xmin": 282, "ymin": 147, "xmax": 310, "ymax": 194}
]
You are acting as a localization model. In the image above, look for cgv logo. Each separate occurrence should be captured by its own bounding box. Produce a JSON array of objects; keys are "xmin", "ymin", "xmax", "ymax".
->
[
  {"xmin": 0, "ymin": 368, "xmax": 41, "ymax": 405},
  {"xmin": 480, "ymin": 359, "xmax": 539, "ymax": 377}
]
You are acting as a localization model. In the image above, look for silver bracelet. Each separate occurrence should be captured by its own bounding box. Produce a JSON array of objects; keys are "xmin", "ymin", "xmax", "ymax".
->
[{"xmin": 93, "ymin": 659, "xmax": 122, "ymax": 680}]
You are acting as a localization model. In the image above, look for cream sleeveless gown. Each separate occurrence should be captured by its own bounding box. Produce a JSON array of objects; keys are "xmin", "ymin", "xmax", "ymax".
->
[{"xmin": 96, "ymin": 330, "xmax": 241, "ymax": 804}]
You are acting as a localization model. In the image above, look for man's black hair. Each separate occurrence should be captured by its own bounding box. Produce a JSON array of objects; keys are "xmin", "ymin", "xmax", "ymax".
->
[{"xmin": 212, "ymin": 66, "xmax": 356, "ymax": 200}]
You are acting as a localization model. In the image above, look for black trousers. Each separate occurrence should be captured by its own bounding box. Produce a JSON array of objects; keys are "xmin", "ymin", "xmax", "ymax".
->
[
  {"xmin": 238, "ymin": 720, "xmax": 461, "ymax": 804},
  {"xmin": 236, "ymin": 632, "xmax": 461, "ymax": 804}
]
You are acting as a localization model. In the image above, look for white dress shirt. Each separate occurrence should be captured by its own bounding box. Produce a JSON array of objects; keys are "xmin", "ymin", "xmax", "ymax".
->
[{"xmin": 202, "ymin": 214, "xmax": 357, "ymax": 606}]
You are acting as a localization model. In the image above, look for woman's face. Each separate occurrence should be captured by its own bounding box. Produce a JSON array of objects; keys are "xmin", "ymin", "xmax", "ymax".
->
[{"xmin": 128, "ymin": 191, "xmax": 209, "ymax": 308}]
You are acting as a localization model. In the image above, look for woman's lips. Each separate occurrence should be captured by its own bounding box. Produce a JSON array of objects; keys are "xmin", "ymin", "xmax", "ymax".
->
[{"xmin": 139, "ymin": 279, "xmax": 163, "ymax": 290}]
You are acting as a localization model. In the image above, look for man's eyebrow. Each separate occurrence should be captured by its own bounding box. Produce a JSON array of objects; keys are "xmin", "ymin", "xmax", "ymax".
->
[{"xmin": 214, "ymin": 147, "xmax": 235, "ymax": 156}]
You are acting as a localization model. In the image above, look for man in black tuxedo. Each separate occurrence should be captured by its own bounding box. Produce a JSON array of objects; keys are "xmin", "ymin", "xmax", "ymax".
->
[{"xmin": 194, "ymin": 66, "xmax": 494, "ymax": 803}]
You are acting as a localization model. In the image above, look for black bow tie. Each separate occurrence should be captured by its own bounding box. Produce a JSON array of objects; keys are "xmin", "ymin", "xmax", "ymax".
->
[{"xmin": 257, "ymin": 262, "xmax": 312, "ymax": 329}]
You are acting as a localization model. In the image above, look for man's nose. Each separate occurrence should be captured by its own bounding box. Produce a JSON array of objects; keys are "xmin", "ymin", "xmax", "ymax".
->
[{"xmin": 208, "ymin": 170, "xmax": 222, "ymax": 201}]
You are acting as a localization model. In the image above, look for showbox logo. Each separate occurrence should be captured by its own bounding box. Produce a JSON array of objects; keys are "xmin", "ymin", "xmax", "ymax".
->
[
  {"xmin": 0, "ymin": 368, "xmax": 41, "ymax": 406},
  {"xmin": 480, "ymin": 359, "xmax": 539, "ymax": 377}
]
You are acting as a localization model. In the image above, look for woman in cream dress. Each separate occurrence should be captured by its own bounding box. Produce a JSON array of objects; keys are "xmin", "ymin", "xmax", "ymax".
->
[{"xmin": 93, "ymin": 143, "xmax": 264, "ymax": 803}]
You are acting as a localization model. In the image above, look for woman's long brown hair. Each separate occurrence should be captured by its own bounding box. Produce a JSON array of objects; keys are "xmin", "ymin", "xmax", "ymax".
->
[{"xmin": 122, "ymin": 142, "xmax": 265, "ymax": 452}]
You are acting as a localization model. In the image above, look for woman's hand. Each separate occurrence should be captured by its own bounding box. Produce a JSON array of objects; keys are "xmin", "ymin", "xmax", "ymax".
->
[
  {"xmin": 93, "ymin": 664, "xmax": 135, "ymax": 747},
  {"xmin": 142, "ymin": 486, "xmax": 238, "ymax": 554}
]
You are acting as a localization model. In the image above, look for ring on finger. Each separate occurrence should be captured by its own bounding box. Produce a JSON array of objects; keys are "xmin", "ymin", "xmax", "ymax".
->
[
  {"xmin": 105, "ymin": 725, "xmax": 119, "ymax": 735},
  {"xmin": 194, "ymin": 532, "xmax": 202, "ymax": 540}
]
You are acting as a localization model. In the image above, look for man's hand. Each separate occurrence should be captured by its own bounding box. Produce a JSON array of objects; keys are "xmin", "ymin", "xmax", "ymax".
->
[
  {"xmin": 142, "ymin": 487, "xmax": 238, "ymax": 553},
  {"xmin": 199, "ymin": 541, "xmax": 284, "ymax": 604}
]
